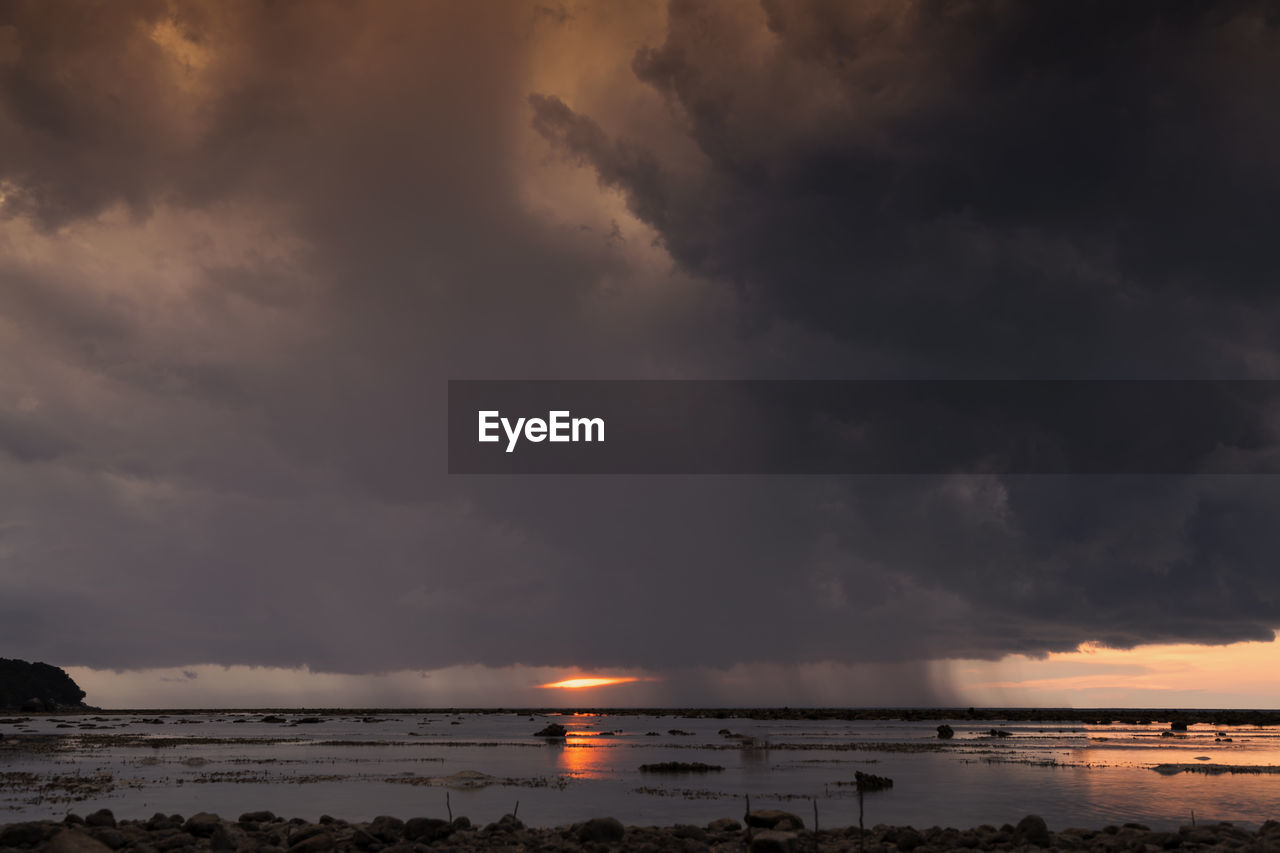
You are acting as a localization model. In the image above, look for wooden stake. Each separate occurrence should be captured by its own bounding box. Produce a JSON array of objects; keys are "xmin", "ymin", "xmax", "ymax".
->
[{"xmin": 859, "ymin": 790, "xmax": 865, "ymax": 852}]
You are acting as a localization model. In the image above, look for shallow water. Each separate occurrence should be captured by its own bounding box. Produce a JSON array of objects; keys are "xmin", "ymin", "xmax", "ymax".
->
[{"xmin": 3, "ymin": 712, "xmax": 1279, "ymax": 830}]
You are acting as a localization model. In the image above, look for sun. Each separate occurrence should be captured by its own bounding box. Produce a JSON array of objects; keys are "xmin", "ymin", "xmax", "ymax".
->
[{"xmin": 538, "ymin": 676, "xmax": 641, "ymax": 689}]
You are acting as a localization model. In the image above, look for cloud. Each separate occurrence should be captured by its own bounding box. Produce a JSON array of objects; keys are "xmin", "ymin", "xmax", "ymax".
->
[
  {"xmin": 1, "ymin": 1, "xmax": 1279, "ymax": 701},
  {"xmin": 533, "ymin": 0, "xmax": 1280, "ymax": 377}
]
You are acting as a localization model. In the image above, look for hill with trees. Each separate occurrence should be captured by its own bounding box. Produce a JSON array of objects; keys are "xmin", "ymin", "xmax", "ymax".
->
[{"xmin": 0, "ymin": 658, "xmax": 88, "ymax": 710}]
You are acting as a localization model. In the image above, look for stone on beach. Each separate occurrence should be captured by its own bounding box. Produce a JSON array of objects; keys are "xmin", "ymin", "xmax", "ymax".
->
[
  {"xmin": 1015, "ymin": 814, "xmax": 1052, "ymax": 846},
  {"xmin": 366, "ymin": 816, "xmax": 404, "ymax": 843},
  {"xmin": 1, "ymin": 823, "xmax": 60, "ymax": 848},
  {"xmin": 6, "ymin": 813, "xmax": 1280, "ymax": 853},
  {"xmin": 85, "ymin": 828, "xmax": 125, "ymax": 850},
  {"xmin": 208, "ymin": 824, "xmax": 237, "ymax": 852},
  {"xmin": 46, "ymin": 830, "xmax": 113, "ymax": 853},
  {"xmin": 284, "ymin": 831, "xmax": 333, "ymax": 853},
  {"xmin": 749, "ymin": 829, "xmax": 798, "ymax": 853},
  {"xmin": 576, "ymin": 817, "xmax": 624, "ymax": 843},
  {"xmin": 181, "ymin": 814, "xmax": 220, "ymax": 838},
  {"xmin": 888, "ymin": 826, "xmax": 924, "ymax": 851},
  {"xmin": 745, "ymin": 809, "xmax": 805, "ymax": 831},
  {"xmin": 402, "ymin": 818, "xmax": 450, "ymax": 843}
]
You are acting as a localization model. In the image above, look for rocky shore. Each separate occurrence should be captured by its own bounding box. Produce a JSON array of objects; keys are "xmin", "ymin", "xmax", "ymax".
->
[{"xmin": 3, "ymin": 809, "xmax": 1278, "ymax": 853}]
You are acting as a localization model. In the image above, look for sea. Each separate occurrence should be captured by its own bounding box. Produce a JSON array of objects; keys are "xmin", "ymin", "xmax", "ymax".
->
[{"xmin": 3, "ymin": 712, "xmax": 1279, "ymax": 830}]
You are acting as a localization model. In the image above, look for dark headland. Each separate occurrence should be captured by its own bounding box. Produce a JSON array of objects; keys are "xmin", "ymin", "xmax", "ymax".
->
[{"xmin": 0, "ymin": 659, "xmax": 89, "ymax": 713}]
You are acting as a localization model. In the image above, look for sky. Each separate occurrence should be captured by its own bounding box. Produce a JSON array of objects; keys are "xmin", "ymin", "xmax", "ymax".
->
[{"xmin": 3, "ymin": 0, "xmax": 1280, "ymax": 709}]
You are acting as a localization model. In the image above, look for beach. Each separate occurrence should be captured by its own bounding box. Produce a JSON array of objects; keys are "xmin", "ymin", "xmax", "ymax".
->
[{"xmin": 4, "ymin": 808, "xmax": 1280, "ymax": 853}]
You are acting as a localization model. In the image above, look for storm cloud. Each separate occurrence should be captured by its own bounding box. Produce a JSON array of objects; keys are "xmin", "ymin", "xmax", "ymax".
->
[{"xmin": 2, "ymin": 0, "xmax": 1279, "ymax": 701}]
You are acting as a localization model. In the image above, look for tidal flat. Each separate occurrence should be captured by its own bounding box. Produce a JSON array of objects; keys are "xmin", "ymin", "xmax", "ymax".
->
[{"xmin": 3, "ymin": 712, "xmax": 1280, "ymax": 832}]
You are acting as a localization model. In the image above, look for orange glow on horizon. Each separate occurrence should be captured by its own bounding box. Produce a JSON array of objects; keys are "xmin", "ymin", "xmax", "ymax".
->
[
  {"xmin": 951, "ymin": 632, "xmax": 1280, "ymax": 708},
  {"xmin": 538, "ymin": 676, "xmax": 641, "ymax": 689}
]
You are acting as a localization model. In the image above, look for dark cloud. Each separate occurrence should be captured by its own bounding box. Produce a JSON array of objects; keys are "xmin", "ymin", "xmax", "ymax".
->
[
  {"xmin": 0, "ymin": 0, "xmax": 1278, "ymax": 696},
  {"xmin": 535, "ymin": 0, "xmax": 1280, "ymax": 378},
  {"xmin": 526, "ymin": 1, "xmax": 1280, "ymax": 654}
]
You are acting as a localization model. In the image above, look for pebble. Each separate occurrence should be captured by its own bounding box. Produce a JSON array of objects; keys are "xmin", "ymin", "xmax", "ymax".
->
[{"xmin": 2, "ymin": 813, "xmax": 1278, "ymax": 852}]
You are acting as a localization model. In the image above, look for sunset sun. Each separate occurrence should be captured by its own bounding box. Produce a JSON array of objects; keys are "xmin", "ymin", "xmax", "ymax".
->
[{"xmin": 538, "ymin": 676, "xmax": 641, "ymax": 689}]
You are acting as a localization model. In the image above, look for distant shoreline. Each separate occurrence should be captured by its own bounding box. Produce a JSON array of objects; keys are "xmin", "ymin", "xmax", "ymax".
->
[{"xmin": 8, "ymin": 707, "xmax": 1280, "ymax": 725}]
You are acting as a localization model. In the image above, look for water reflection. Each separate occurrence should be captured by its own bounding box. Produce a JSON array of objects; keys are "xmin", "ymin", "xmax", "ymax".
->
[{"xmin": 544, "ymin": 735, "xmax": 616, "ymax": 779}]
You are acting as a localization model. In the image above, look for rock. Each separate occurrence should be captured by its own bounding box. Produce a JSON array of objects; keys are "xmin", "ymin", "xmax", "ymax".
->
[
  {"xmin": 1015, "ymin": 814, "xmax": 1052, "ymax": 846},
  {"xmin": 47, "ymin": 831, "xmax": 114, "ymax": 853},
  {"xmin": 706, "ymin": 819, "xmax": 741, "ymax": 833},
  {"xmin": 85, "ymin": 811, "xmax": 116, "ymax": 829},
  {"xmin": 749, "ymin": 830, "xmax": 797, "ymax": 853},
  {"xmin": 854, "ymin": 770, "xmax": 894, "ymax": 791},
  {"xmin": 209, "ymin": 824, "xmax": 238, "ymax": 851},
  {"xmin": 1170, "ymin": 720, "xmax": 1189, "ymax": 731},
  {"xmin": 533, "ymin": 723, "xmax": 567, "ymax": 737},
  {"xmin": 578, "ymin": 817, "xmax": 625, "ymax": 843},
  {"xmin": 484, "ymin": 815, "xmax": 523, "ymax": 834},
  {"xmin": 745, "ymin": 810, "xmax": 805, "ymax": 832},
  {"xmin": 377, "ymin": 844, "xmax": 420, "ymax": 853},
  {"xmin": 988, "ymin": 728, "xmax": 1012, "ymax": 737},
  {"xmin": 286, "ymin": 826, "xmax": 329, "ymax": 847},
  {"xmin": 403, "ymin": 818, "xmax": 451, "ymax": 843},
  {"xmin": 350, "ymin": 829, "xmax": 380, "ymax": 850},
  {"xmin": 936, "ymin": 724, "xmax": 954, "ymax": 739},
  {"xmin": 893, "ymin": 827, "xmax": 924, "ymax": 852},
  {"xmin": 86, "ymin": 829, "xmax": 126, "ymax": 850},
  {"xmin": 368, "ymin": 817, "xmax": 405, "ymax": 843},
  {"xmin": 2, "ymin": 822, "xmax": 59, "ymax": 847},
  {"xmin": 239, "ymin": 811, "xmax": 277, "ymax": 824},
  {"xmin": 669, "ymin": 824, "xmax": 705, "ymax": 842},
  {"xmin": 450, "ymin": 817, "xmax": 471, "ymax": 831},
  {"xmin": 183, "ymin": 813, "xmax": 221, "ymax": 838},
  {"xmin": 639, "ymin": 761, "xmax": 723, "ymax": 773},
  {"xmin": 152, "ymin": 832, "xmax": 197, "ymax": 851},
  {"xmin": 286, "ymin": 833, "xmax": 333, "ymax": 853}
]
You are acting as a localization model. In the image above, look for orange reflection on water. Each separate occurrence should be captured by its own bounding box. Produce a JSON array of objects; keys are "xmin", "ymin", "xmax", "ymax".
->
[{"xmin": 550, "ymin": 736, "xmax": 616, "ymax": 778}]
